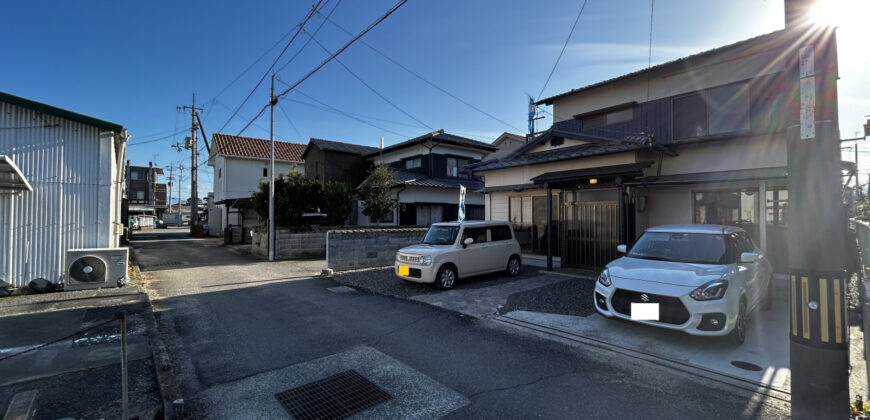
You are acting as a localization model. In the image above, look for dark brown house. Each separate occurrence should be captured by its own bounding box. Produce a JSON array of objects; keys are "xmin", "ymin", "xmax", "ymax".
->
[{"xmin": 302, "ymin": 138, "xmax": 379, "ymax": 187}]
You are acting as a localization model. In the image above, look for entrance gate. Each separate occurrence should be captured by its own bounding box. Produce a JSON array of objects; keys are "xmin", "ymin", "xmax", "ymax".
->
[{"xmin": 561, "ymin": 201, "xmax": 619, "ymax": 269}]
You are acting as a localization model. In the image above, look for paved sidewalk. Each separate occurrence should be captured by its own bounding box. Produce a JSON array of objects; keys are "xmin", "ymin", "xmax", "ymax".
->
[{"xmin": 0, "ymin": 286, "xmax": 161, "ymax": 419}]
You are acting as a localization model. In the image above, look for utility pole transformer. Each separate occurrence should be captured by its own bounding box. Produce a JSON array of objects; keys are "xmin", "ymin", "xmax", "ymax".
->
[
  {"xmin": 787, "ymin": 27, "xmax": 849, "ymax": 420},
  {"xmin": 178, "ymin": 94, "xmax": 203, "ymax": 233}
]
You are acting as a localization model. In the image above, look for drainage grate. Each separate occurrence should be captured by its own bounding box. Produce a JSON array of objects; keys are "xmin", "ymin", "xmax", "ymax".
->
[
  {"xmin": 730, "ymin": 360, "xmax": 763, "ymax": 371},
  {"xmin": 274, "ymin": 369, "xmax": 392, "ymax": 420}
]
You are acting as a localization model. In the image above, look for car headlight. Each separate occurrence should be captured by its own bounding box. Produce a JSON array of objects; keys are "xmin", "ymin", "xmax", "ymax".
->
[
  {"xmin": 598, "ymin": 268, "xmax": 612, "ymax": 287},
  {"xmin": 690, "ymin": 280, "xmax": 729, "ymax": 301},
  {"xmin": 421, "ymin": 255, "xmax": 432, "ymax": 265}
]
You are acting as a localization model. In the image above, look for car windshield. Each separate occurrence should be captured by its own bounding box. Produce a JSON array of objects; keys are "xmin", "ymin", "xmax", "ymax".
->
[
  {"xmin": 627, "ymin": 232, "xmax": 727, "ymax": 264},
  {"xmin": 422, "ymin": 225, "xmax": 460, "ymax": 245}
]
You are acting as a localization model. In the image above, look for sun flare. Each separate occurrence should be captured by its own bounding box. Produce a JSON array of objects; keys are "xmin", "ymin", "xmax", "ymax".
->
[{"xmin": 809, "ymin": 0, "xmax": 868, "ymax": 27}]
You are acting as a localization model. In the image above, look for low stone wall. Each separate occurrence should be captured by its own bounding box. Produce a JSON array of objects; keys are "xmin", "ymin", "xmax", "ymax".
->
[
  {"xmin": 251, "ymin": 227, "xmax": 326, "ymax": 259},
  {"xmin": 326, "ymin": 228, "xmax": 428, "ymax": 272}
]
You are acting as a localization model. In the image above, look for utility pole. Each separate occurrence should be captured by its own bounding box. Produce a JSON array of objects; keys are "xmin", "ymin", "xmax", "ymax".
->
[
  {"xmin": 786, "ymin": 11, "xmax": 848, "ymax": 419},
  {"xmin": 178, "ymin": 94, "xmax": 203, "ymax": 233},
  {"xmin": 268, "ymin": 74, "xmax": 277, "ymax": 262},
  {"xmin": 167, "ymin": 165, "xmax": 173, "ymax": 214}
]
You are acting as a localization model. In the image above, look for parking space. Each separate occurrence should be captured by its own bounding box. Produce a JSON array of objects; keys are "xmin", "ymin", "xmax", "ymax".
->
[
  {"xmin": 500, "ymin": 277, "xmax": 791, "ymax": 391},
  {"xmin": 334, "ymin": 264, "xmax": 792, "ymax": 391}
]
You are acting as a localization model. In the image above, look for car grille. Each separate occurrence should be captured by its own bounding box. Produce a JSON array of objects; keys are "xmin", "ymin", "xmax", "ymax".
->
[
  {"xmin": 610, "ymin": 289, "xmax": 690, "ymax": 325},
  {"xmin": 408, "ymin": 268, "xmax": 422, "ymax": 278},
  {"xmin": 397, "ymin": 254, "xmax": 421, "ymax": 264}
]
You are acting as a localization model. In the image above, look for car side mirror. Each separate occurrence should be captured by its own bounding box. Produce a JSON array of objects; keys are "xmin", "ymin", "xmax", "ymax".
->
[
  {"xmin": 617, "ymin": 244, "xmax": 627, "ymax": 253},
  {"xmin": 463, "ymin": 237, "xmax": 474, "ymax": 248},
  {"xmin": 740, "ymin": 252, "xmax": 759, "ymax": 263}
]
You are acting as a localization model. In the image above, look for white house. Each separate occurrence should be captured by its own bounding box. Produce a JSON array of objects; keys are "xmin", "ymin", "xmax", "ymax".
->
[
  {"xmin": 356, "ymin": 130, "xmax": 498, "ymax": 226},
  {"xmin": 207, "ymin": 133, "xmax": 306, "ymax": 237},
  {"xmin": 0, "ymin": 91, "xmax": 128, "ymax": 288}
]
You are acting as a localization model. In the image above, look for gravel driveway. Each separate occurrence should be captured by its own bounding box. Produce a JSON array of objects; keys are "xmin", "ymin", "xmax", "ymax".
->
[
  {"xmin": 498, "ymin": 277, "xmax": 597, "ymax": 317},
  {"xmin": 330, "ymin": 265, "xmax": 541, "ymax": 299}
]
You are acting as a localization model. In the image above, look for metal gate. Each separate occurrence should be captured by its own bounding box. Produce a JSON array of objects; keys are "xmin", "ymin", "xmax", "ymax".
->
[{"xmin": 561, "ymin": 201, "xmax": 618, "ymax": 269}]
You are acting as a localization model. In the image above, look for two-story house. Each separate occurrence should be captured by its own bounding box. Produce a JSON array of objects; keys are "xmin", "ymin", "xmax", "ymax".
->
[
  {"xmin": 302, "ymin": 138, "xmax": 379, "ymax": 188},
  {"xmin": 357, "ymin": 130, "xmax": 498, "ymax": 226},
  {"xmin": 126, "ymin": 162, "xmax": 165, "ymax": 218},
  {"xmin": 470, "ymin": 27, "xmax": 838, "ymax": 272},
  {"xmin": 208, "ymin": 133, "xmax": 306, "ymax": 237}
]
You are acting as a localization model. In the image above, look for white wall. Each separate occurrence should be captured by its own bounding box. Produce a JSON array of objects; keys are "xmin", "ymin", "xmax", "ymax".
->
[
  {"xmin": 550, "ymin": 47, "xmax": 786, "ymax": 121},
  {"xmin": 371, "ymin": 143, "xmax": 487, "ymax": 164},
  {"xmin": 479, "ymin": 152, "xmax": 637, "ymax": 187},
  {"xmin": 218, "ymin": 156, "xmax": 303, "ymax": 201}
]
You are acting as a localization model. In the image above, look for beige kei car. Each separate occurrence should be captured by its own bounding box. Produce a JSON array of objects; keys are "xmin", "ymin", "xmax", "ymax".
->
[{"xmin": 395, "ymin": 221, "xmax": 522, "ymax": 290}]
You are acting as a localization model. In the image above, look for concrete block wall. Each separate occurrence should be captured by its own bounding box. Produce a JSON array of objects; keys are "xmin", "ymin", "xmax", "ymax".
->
[
  {"xmin": 327, "ymin": 228, "xmax": 427, "ymax": 272},
  {"xmin": 250, "ymin": 227, "xmax": 326, "ymax": 259}
]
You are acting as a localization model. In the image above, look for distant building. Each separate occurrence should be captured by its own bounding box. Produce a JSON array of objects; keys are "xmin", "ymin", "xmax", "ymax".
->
[
  {"xmin": 0, "ymin": 91, "xmax": 128, "ymax": 288},
  {"xmin": 126, "ymin": 162, "xmax": 165, "ymax": 217},
  {"xmin": 302, "ymin": 138, "xmax": 379, "ymax": 187},
  {"xmin": 484, "ymin": 133, "xmax": 526, "ymax": 161},
  {"xmin": 207, "ymin": 133, "xmax": 306, "ymax": 237}
]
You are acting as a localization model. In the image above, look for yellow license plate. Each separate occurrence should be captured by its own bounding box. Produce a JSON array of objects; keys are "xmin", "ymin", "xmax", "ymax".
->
[{"xmin": 398, "ymin": 266, "xmax": 410, "ymax": 276}]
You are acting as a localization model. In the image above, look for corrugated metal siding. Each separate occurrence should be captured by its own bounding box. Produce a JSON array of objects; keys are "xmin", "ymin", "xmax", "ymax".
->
[
  {"xmin": 0, "ymin": 101, "xmax": 116, "ymax": 287},
  {"xmin": 554, "ymin": 97, "xmax": 673, "ymax": 144}
]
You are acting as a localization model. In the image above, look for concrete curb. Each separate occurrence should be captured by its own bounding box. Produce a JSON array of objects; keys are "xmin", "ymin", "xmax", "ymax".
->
[{"xmin": 134, "ymin": 262, "xmax": 181, "ymax": 420}]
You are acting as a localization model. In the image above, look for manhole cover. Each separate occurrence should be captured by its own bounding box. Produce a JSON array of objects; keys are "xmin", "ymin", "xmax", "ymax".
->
[
  {"xmin": 730, "ymin": 361, "xmax": 763, "ymax": 371},
  {"xmin": 274, "ymin": 369, "xmax": 392, "ymax": 420}
]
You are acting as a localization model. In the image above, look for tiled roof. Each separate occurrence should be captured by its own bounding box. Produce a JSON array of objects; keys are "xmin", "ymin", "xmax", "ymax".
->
[
  {"xmin": 469, "ymin": 142, "xmax": 647, "ymax": 172},
  {"xmin": 537, "ymin": 29, "xmax": 791, "ymax": 105},
  {"xmin": 304, "ymin": 138, "xmax": 379, "ymax": 158},
  {"xmin": 212, "ymin": 133, "xmax": 306, "ymax": 162},
  {"xmin": 361, "ymin": 130, "xmax": 498, "ymax": 158},
  {"xmin": 356, "ymin": 168, "xmax": 483, "ymax": 191}
]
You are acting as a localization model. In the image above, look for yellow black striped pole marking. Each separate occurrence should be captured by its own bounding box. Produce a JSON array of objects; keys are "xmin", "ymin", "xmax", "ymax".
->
[
  {"xmin": 819, "ymin": 278, "xmax": 829, "ymax": 343},
  {"xmin": 834, "ymin": 278, "xmax": 842, "ymax": 344},
  {"xmin": 801, "ymin": 276, "xmax": 810, "ymax": 339},
  {"xmin": 791, "ymin": 275, "xmax": 798, "ymax": 336}
]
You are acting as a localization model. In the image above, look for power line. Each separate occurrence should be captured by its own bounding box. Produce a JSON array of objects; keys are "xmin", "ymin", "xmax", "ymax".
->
[
  {"xmin": 292, "ymin": 87, "xmax": 412, "ymax": 138},
  {"xmin": 274, "ymin": 0, "xmax": 409, "ymax": 101},
  {"xmin": 274, "ymin": 0, "xmax": 344, "ymax": 74},
  {"xmin": 128, "ymin": 128, "xmax": 190, "ymax": 146},
  {"xmin": 235, "ymin": 103, "xmax": 270, "ymax": 136},
  {"xmin": 537, "ymin": 0, "xmax": 589, "ymax": 100},
  {"xmin": 323, "ymin": 15, "xmax": 524, "ymax": 133},
  {"xmin": 645, "ymin": 0, "xmax": 655, "ymax": 104},
  {"xmin": 303, "ymin": 29, "xmax": 434, "ymax": 131},
  {"xmin": 217, "ymin": 0, "xmax": 326, "ymax": 134},
  {"xmin": 285, "ymin": 97, "xmax": 426, "ymax": 129},
  {"xmin": 277, "ymin": 100, "xmax": 304, "ymax": 139}
]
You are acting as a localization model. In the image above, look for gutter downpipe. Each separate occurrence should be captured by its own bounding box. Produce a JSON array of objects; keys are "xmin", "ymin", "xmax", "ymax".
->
[{"xmin": 546, "ymin": 183, "xmax": 553, "ymax": 271}]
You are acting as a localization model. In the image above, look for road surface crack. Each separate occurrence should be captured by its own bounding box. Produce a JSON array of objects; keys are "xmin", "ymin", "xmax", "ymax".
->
[
  {"xmin": 467, "ymin": 369, "xmax": 579, "ymax": 399},
  {"xmin": 370, "ymin": 315, "xmax": 428, "ymax": 347}
]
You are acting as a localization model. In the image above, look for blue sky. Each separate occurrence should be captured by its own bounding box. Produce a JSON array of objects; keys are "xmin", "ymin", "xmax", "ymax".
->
[{"xmin": 2, "ymin": 0, "xmax": 868, "ymax": 198}]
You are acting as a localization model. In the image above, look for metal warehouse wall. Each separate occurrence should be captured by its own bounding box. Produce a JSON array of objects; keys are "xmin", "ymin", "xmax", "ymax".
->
[{"xmin": 0, "ymin": 101, "xmax": 118, "ymax": 287}]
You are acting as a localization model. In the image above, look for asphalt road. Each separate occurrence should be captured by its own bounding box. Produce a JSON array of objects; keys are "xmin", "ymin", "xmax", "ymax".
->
[{"xmin": 133, "ymin": 228, "xmax": 789, "ymax": 419}]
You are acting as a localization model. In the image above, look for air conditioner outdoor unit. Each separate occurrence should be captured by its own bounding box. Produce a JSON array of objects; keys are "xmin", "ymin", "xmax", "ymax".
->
[{"xmin": 65, "ymin": 248, "xmax": 129, "ymax": 291}]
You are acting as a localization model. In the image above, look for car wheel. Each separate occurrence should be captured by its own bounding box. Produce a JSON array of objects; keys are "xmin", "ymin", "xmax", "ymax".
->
[
  {"xmin": 730, "ymin": 298, "xmax": 747, "ymax": 346},
  {"xmin": 506, "ymin": 255, "xmax": 521, "ymax": 277},
  {"xmin": 762, "ymin": 275, "xmax": 773, "ymax": 311},
  {"xmin": 434, "ymin": 265, "xmax": 457, "ymax": 290}
]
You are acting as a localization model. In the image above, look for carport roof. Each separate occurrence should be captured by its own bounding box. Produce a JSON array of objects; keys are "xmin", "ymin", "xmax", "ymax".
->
[{"xmin": 0, "ymin": 155, "xmax": 32, "ymax": 193}]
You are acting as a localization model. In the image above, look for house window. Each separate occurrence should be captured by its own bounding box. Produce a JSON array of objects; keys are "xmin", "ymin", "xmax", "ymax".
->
[
  {"xmin": 262, "ymin": 168, "xmax": 267, "ymax": 177},
  {"xmin": 136, "ymin": 191, "xmax": 145, "ymax": 200},
  {"xmin": 446, "ymin": 157, "xmax": 470, "ymax": 178},
  {"xmin": 130, "ymin": 171, "xmax": 142, "ymax": 180},
  {"xmin": 218, "ymin": 168, "xmax": 222, "ymax": 178},
  {"xmin": 694, "ymin": 189, "xmax": 758, "ymax": 226},
  {"xmin": 674, "ymin": 83, "xmax": 750, "ymax": 140},
  {"xmin": 581, "ymin": 107, "xmax": 633, "ymax": 130},
  {"xmin": 405, "ymin": 157, "xmax": 422, "ymax": 169},
  {"xmin": 765, "ymin": 187, "xmax": 788, "ymax": 227},
  {"xmin": 550, "ymin": 137, "xmax": 564, "ymax": 147}
]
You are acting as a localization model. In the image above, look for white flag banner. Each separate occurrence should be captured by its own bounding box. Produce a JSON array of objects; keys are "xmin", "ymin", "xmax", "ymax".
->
[{"xmin": 458, "ymin": 185, "xmax": 466, "ymax": 222}]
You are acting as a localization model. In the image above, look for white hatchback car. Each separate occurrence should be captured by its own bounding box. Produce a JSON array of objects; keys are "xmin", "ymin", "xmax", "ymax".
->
[
  {"xmin": 395, "ymin": 221, "xmax": 522, "ymax": 290},
  {"xmin": 594, "ymin": 224, "xmax": 773, "ymax": 345}
]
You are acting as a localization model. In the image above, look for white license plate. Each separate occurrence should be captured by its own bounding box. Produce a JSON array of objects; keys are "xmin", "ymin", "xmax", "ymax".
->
[{"xmin": 630, "ymin": 303, "xmax": 660, "ymax": 320}]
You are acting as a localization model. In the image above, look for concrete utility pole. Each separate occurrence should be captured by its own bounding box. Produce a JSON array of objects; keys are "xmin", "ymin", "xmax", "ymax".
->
[
  {"xmin": 268, "ymin": 74, "xmax": 277, "ymax": 262},
  {"xmin": 167, "ymin": 165, "xmax": 173, "ymax": 214},
  {"xmin": 178, "ymin": 94, "xmax": 203, "ymax": 232},
  {"xmin": 785, "ymin": 1, "xmax": 849, "ymax": 417}
]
